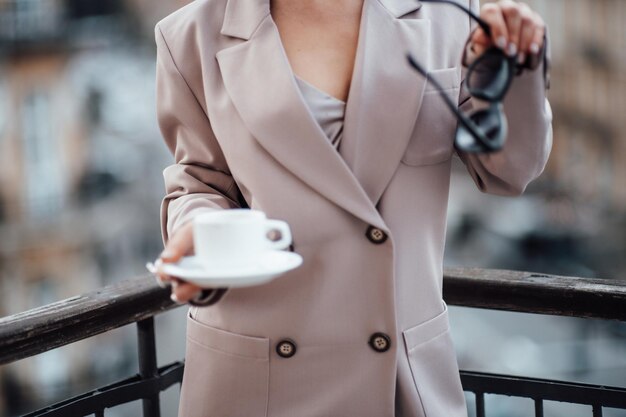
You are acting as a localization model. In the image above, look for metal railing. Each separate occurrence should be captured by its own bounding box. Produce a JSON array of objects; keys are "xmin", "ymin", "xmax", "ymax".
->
[
  {"xmin": 445, "ymin": 268, "xmax": 626, "ymax": 417},
  {"xmin": 1, "ymin": 268, "xmax": 625, "ymax": 416}
]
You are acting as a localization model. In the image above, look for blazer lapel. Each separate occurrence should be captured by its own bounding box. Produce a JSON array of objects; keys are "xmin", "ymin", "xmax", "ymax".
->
[
  {"xmin": 216, "ymin": 0, "xmax": 387, "ymax": 231},
  {"xmin": 340, "ymin": 0, "xmax": 430, "ymax": 206},
  {"xmin": 215, "ymin": 0, "xmax": 430, "ymax": 229}
]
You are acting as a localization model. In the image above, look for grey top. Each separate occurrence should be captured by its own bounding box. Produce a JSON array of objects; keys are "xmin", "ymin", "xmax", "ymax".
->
[{"xmin": 295, "ymin": 75, "xmax": 346, "ymax": 150}]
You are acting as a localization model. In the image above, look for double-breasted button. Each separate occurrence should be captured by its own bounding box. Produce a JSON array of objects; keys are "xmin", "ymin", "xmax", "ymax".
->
[
  {"xmin": 366, "ymin": 225, "xmax": 388, "ymax": 244},
  {"xmin": 276, "ymin": 339, "xmax": 297, "ymax": 358},
  {"xmin": 369, "ymin": 332, "xmax": 391, "ymax": 353}
]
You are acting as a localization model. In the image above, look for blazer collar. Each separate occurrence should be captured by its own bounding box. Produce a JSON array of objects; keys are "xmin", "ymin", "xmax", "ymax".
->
[
  {"xmin": 216, "ymin": 0, "xmax": 430, "ymax": 233},
  {"xmin": 221, "ymin": 0, "xmax": 270, "ymax": 40},
  {"xmin": 220, "ymin": 0, "xmax": 422, "ymax": 39}
]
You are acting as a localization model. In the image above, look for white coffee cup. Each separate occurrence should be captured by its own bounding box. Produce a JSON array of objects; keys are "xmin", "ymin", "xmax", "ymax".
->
[{"xmin": 193, "ymin": 209, "xmax": 292, "ymax": 269}]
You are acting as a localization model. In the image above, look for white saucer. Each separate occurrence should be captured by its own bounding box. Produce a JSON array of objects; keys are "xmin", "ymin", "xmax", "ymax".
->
[{"xmin": 159, "ymin": 251, "xmax": 303, "ymax": 288}]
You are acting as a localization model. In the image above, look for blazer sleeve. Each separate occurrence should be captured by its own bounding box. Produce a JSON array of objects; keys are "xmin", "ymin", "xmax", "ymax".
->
[
  {"xmin": 155, "ymin": 23, "xmax": 243, "ymax": 303},
  {"xmin": 155, "ymin": 23, "xmax": 244, "ymax": 244},
  {"xmin": 453, "ymin": 0, "xmax": 553, "ymax": 196}
]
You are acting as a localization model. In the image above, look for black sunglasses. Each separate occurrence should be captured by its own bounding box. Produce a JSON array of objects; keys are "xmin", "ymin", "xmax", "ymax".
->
[{"xmin": 406, "ymin": 0, "xmax": 518, "ymax": 153}]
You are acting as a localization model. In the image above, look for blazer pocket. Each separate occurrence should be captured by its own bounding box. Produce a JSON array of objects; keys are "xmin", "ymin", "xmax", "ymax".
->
[
  {"xmin": 401, "ymin": 67, "xmax": 461, "ymax": 166},
  {"xmin": 179, "ymin": 311, "xmax": 270, "ymax": 417},
  {"xmin": 424, "ymin": 66, "xmax": 460, "ymax": 93},
  {"xmin": 402, "ymin": 301, "xmax": 467, "ymax": 417}
]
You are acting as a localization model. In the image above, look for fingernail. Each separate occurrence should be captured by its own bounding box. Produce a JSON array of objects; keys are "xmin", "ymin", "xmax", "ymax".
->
[
  {"xmin": 517, "ymin": 52, "xmax": 526, "ymax": 65},
  {"xmin": 170, "ymin": 293, "xmax": 184, "ymax": 304},
  {"xmin": 496, "ymin": 36, "xmax": 507, "ymax": 49},
  {"xmin": 507, "ymin": 42, "xmax": 517, "ymax": 57},
  {"xmin": 530, "ymin": 42, "xmax": 540, "ymax": 54}
]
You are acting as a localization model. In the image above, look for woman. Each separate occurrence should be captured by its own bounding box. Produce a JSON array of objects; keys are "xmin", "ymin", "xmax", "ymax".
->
[{"xmin": 154, "ymin": 0, "xmax": 552, "ymax": 415}]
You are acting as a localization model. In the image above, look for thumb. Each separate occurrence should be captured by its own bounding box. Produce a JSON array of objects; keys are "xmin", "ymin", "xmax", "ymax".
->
[
  {"xmin": 470, "ymin": 27, "xmax": 492, "ymax": 56},
  {"xmin": 160, "ymin": 221, "xmax": 194, "ymax": 263}
]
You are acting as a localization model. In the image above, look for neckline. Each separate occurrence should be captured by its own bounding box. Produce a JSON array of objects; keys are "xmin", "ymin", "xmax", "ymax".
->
[{"xmin": 294, "ymin": 74, "xmax": 347, "ymax": 105}]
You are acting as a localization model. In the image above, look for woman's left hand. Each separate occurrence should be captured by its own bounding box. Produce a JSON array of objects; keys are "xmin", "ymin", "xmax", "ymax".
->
[{"xmin": 469, "ymin": 0, "xmax": 546, "ymax": 66}]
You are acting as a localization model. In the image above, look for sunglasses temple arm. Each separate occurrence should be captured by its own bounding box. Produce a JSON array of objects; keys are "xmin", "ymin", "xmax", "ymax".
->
[
  {"xmin": 418, "ymin": 0, "xmax": 492, "ymax": 37},
  {"xmin": 406, "ymin": 54, "xmax": 492, "ymax": 149}
]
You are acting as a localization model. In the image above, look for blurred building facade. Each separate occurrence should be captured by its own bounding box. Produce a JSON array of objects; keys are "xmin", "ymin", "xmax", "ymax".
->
[
  {"xmin": 0, "ymin": 0, "xmax": 187, "ymax": 414},
  {"xmin": 529, "ymin": 0, "xmax": 626, "ymax": 209}
]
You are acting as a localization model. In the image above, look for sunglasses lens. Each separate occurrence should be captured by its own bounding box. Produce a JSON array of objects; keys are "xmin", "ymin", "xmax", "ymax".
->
[
  {"xmin": 456, "ymin": 107, "xmax": 506, "ymax": 153},
  {"xmin": 467, "ymin": 48, "xmax": 512, "ymax": 101}
]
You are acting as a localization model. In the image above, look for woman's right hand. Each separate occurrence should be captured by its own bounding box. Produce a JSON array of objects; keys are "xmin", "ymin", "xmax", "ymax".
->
[{"xmin": 155, "ymin": 221, "xmax": 212, "ymax": 304}]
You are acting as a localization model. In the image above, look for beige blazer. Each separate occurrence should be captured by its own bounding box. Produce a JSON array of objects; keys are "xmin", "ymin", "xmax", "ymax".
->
[{"xmin": 154, "ymin": 0, "xmax": 553, "ymax": 416}]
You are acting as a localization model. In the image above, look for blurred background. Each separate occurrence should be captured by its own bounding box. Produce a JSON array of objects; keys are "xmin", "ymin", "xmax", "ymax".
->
[{"xmin": 0, "ymin": 0, "xmax": 624, "ymax": 416}]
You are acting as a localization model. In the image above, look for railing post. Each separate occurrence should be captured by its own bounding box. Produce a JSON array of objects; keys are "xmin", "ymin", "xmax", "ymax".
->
[
  {"xmin": 593, "ymin": 404, "xmax": 603, "ymax": 417},
  {"xmin": 534, "ymin": 398, "xmax": 544, "ymax": 417},
  {"xmin": 137, "ymin": 317, "xmax": 160, "ymax": 417},
  {"xmin": 475, "ymin": 392, "xmax": 485, "ymax": 417}
]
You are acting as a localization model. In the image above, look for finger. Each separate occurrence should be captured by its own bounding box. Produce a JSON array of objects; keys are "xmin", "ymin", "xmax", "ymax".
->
[
  {"xmin": 172, "ymin": 282, "xmax": 203, "ymax": 303},
  {"xmin": 480, "ymin": 2, "xmax": 509, "ymax": 52},
  {"xmin": 525, "ymin": 20, "xmax": 546, "ymax": 70},
  {"xmin": 146, "ymin": 259, "xmax": 171, "ymax": 288},
  {"xmin": 529, "ymin": 15, "xmax": 546, "ymax": 56},
  {"xmin": 156, "ymin": 265, "xmax": 181, "ymax": 286},
  {"xmin": 499, "ymin": 0, "xmax": 522, "ymax": 57},
  {"xmin": 154, "ymin": 259, "xmax": 172, "ymax": 281},
  {"xmin": 517, "ymin": 6, "xmax": 539, "ymax": 63},
  {"xmin": 170, "ymin": 276, "xmax": 183, "ymax": 287},
  {"xmin": 469, "ymin": 26, "xmax": 491, "ymax": 56},
  {"xmin": 160, "ymin": 222, "xmax": 194, "ymax": 263},
  {"xmin": 155, "ymin": 271, "xmax": 171, "ymax": 288}
]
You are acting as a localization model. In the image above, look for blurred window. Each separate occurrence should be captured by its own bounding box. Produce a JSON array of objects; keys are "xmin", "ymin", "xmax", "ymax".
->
[
  {"xmin": 21, "ymin": 89, "xmax": 64, "ymax": 220},
  {"xmin": 0, "ymin": 78, "xmax": 5, "ymax": 139},
  {"xmin": 65, "ymin": 0, "xmax": 123, "ymax": 19},
  {"xmin": 0, "ymin": 0, "xmax": 63, "ymax": 40}
]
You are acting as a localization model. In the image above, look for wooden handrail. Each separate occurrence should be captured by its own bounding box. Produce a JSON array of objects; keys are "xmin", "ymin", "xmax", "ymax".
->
[
  {"xmin": 0, "ymin": 268, "xmax": 624, "ymax": 366},
  {"xmin": 443, "ymin": 267, "xmax": 626, "ymax": 321},
  {"xmin": 0, "ymin": 277, "xmax": 174, "ymax": 366}
]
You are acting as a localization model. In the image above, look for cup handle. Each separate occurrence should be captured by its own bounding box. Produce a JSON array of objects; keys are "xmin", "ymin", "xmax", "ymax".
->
[{"xmin": 264, "ymin": 220, "xmax": 292, "ymax": 250}]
